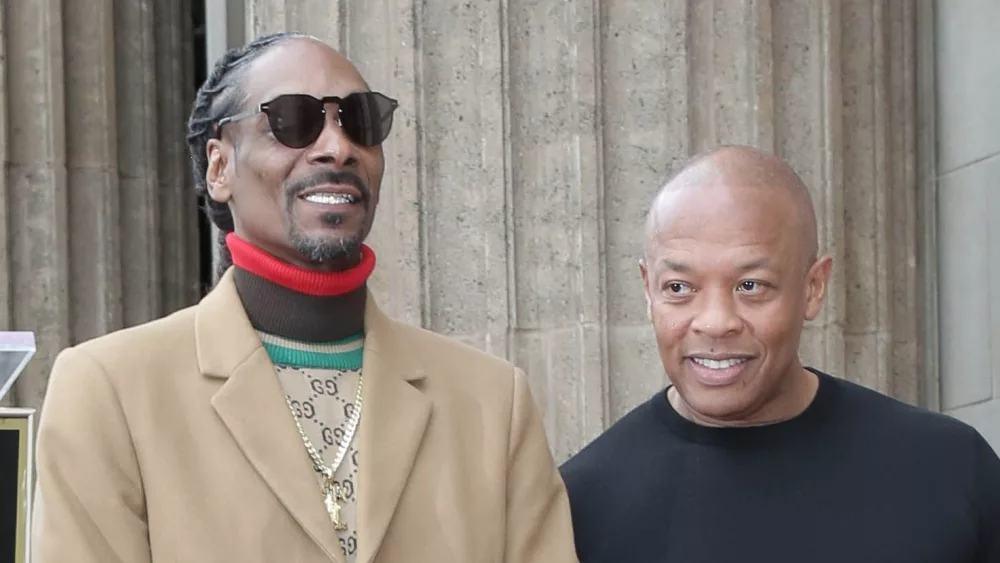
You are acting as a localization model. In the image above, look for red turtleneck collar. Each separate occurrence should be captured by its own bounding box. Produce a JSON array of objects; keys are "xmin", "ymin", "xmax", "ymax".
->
[{"xmin": 225, "ymin": 233, "xmax": 375, "ymax": 297}]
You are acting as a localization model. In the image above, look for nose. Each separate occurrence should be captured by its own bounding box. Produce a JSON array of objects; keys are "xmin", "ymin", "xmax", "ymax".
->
[
  {"xmin": 690, "ymin": 288, "xmax": 743, "ymax": 338},
  {"xmin": 306, "ymin": 106, "xmax": 360, "ymax": 168}
]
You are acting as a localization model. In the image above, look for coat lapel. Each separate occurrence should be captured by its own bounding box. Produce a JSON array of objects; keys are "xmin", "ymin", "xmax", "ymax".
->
[
  {"xmin": 355, "ymin": 296, "xmax": 431, "ymax": 563},
  {"xmin": 196, "ymin": 270, "xmax": 344, "ymax": 562}
]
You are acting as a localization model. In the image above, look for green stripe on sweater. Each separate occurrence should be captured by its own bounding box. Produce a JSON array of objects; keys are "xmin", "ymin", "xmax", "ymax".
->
[{"xmin": 259, "ymin": 331, "xmax": 364, "ymax": 370}]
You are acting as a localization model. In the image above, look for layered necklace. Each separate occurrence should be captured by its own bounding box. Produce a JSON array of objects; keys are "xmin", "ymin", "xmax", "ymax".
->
[
  {"xmin": 225, "ymin": 233, "xmax": 374, "ymax": 530},
  {"xmin": 285, "ymin": 372, "xmax": 364, "ymax": 530}
]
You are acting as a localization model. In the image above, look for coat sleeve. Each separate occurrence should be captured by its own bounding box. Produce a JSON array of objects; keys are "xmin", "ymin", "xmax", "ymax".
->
[
  {"xmin": 503, "ymin": 367, "xmax": 580, "ymax": 563},
  {"xmin": 31, "ymin": 346, "xmax": 152, "ymax": 563}
]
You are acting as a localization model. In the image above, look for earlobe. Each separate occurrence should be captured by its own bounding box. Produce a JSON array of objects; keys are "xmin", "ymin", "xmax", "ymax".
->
[{"xmin": 205, "ymin": 140, "xmax": 232, "ymax": 204}]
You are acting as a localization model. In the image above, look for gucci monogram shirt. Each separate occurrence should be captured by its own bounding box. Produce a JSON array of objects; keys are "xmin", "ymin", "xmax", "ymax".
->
[{"xmin": 261, "ymin": 331, "xmax": 363, "ymax": 562}]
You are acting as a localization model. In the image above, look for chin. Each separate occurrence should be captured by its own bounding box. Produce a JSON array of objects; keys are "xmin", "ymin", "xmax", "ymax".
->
[
  {"xmin": 291, "ymin": 208, "xmax": 367, "ymax": 237},
  {"xmin": 674, "ymin": 377, "xmax": 765, "ymax": 422},
  {"xmin": 290, "ymin": 233, "xmax": 363, "ymax": 265}
]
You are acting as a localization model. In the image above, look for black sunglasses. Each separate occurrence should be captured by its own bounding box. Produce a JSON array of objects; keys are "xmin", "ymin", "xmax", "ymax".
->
[{"xmin": 215, "ymin": 92, "xmax": 399, "ymax": 149}]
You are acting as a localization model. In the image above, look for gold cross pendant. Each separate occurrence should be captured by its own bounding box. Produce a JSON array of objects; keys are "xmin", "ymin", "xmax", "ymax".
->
[{"xmin": 323, "ymin": 478, "xmax": 348, "ymax": 531}]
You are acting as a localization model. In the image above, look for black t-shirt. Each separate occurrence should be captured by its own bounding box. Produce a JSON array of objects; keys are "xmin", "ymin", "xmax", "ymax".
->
[{"xmin": 560, "ymin": 369, "xmax": 1000, "ymax": 563}]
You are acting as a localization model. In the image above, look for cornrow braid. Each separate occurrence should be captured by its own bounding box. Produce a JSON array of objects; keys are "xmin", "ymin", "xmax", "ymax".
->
[
  {"xmin": 186, "ymin": 32, "xmax": 310, "ymax": 279},
  {"xmin": 186, "ymin": 31, "xmax": 309, "ymax": 233}
]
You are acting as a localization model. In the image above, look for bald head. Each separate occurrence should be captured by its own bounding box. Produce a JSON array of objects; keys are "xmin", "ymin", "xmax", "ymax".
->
[
  {"xmin": 644, "ymin": 145, "xmax": 819, "ymax": 270},
  {"xmin": 638, "ymin": 146, "xmax": 834, "ymax": 427}
]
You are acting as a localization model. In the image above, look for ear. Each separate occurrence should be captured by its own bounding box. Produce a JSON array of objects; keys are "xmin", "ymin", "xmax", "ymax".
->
[
  {"xmin": 639, "ymin": 258, "xmax": 653, "ymax": 322},
  {"xmin": 205, "ymin": 138, "xmax": 233, "ymax": 204},
  {"xmin": 803, "ymin": 254, "xmax": 833, "ymax": 321}
]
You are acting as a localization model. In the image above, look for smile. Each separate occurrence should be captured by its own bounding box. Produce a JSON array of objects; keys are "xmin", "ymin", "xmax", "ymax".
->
[
  {"xmin": 691, "ymin": 357, "xmax": 747, "ymax": 370},
  {"xmin": 302, "ymin": 192, "xmax": 359, "ymax": 205},
  {"xmin": 686, "ymin": 355, "xmax": 754, "ymax": 387}
]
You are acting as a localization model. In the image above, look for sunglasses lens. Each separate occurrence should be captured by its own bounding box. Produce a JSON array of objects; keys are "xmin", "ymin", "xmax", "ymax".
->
[
  {"xmin": 339, "ymin": 92, "xmax": 398, "ymax": 147},
  {"xmin": 265, "ymin": 95, "xmax": 326, "ymax": 149}
]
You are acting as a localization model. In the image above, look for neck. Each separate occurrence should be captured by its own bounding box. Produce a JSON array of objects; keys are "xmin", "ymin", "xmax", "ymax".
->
[
  {"xmin": 226, "ymin": 233, "xmax": 375, "ymax": 296},
  {"xmin": 668, "ymin": 365, "xmax": 819, "ymax": 428},
  {"xmin": 226, "ymin": 233, "xmax": 375, "ymax": 342}
]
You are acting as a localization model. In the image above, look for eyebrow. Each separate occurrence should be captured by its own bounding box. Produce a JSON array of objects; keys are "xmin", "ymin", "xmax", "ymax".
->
[
  {"xmin": 736, "ymin": 258, "xmax": 774, "ymax": 272},
  {"xmin": 655, "ymin": 257, "xmax": 775, "ymax": 273},
  {"xmin": 656, "ymin": 259, "xmax": 690, "ymax": 273}
]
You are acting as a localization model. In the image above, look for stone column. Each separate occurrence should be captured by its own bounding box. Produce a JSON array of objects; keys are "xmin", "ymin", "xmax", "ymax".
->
[
  {"xmin": 1, "ymin": 0, "xmax": 201, "ymax": 412},
  {"xmin": 244, "ymin": 0, "xmax": 924, "ymax": 461}
]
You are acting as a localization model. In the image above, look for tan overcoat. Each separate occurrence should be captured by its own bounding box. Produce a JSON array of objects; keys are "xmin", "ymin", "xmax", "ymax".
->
[{"xmin": 31, "ymin": 269, "xmax": 579, "ymax": 563}]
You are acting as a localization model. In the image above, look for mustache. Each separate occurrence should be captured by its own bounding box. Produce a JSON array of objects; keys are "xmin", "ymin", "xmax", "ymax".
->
[{"xmin": 285, "ymin": 170, "xmax": 371, "ymax": 203}]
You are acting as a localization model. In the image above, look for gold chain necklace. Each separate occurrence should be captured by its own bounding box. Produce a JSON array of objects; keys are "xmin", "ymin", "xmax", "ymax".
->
[{"xmin": 285, "ymin": 371, "xmax": 364, "ymax": 531}]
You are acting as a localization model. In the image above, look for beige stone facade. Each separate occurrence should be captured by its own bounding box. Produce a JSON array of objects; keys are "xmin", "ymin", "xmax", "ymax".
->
[
  {"xmin": 0, "ymin": 2, "xmax": 202, "ymax": 407},
  {"xmin": 0, "ymin": 1, "xmax": 955, "ymax": 461}
]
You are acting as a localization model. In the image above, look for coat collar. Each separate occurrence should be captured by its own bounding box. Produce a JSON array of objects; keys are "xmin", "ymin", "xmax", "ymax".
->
[
  {"xmin": 195, "ymin": 268, "xmax": 426, "ymax": 384},
  {"xmin": 196, "ymin": 269, "xmax": 431, "ymax": 563}
]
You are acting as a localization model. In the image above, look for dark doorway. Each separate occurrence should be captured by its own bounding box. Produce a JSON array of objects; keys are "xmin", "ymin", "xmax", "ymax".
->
[{"xmin": 190, "ymin": 0, "xmax": 213, "ymax": 295}]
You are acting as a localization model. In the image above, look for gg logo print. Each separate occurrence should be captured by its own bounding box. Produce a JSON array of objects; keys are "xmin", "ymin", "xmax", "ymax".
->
[
  {"xmin": 339, "ymin": 535, "xmax": 358, "ymax": 556},
  {"xmin": 323, "ymin": 425, "xmax": 347, "ymax": 447},
  {"xmin": 338, "ymin": 477, "xmax": 355, "ymax": 500},
  {"xmin": 310, "ymin": 377, "xmax": 339, "ymax": 397},
  {"xmin": 288, "ymin": 398, "xmax": 317, "ymax": 420}
]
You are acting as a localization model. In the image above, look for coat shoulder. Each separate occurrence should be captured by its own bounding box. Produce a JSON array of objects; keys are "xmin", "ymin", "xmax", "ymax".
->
[
  {"xmin": 57, "ymin": 305, "xmax": 202, "ymax": 397},
  {"xmin": 73, "ymin": 305, "xmax": 199, "ymax": 365}
]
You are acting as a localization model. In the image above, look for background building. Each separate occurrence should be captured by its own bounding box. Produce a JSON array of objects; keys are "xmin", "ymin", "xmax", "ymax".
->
[{"xmin": 0, "ymin": 0, "xmax": 996, "ymax": 462}]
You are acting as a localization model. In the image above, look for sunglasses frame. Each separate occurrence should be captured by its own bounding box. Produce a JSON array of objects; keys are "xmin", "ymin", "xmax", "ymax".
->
[{"xmin": 215, "ymin": 91, "xmax": 399, "ymax": 148}]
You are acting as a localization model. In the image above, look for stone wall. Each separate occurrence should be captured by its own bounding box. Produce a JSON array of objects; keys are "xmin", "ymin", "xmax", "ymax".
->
[
  {"xmin": 1, "ymin": 1, "xmax": 201, "ymax": 409},
  {"xmin": 1, "ymin": 0, "xmax": 929, "ymax": 463},
  {"xmin": 244, "ymin": 0, "xmax": 927, "ymax": 461}
]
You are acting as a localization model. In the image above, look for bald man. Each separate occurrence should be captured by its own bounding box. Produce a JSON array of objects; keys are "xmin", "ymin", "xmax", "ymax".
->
[{"xmin": 559, "ymin": 145, "xmax": 1000, "ymax": 563}]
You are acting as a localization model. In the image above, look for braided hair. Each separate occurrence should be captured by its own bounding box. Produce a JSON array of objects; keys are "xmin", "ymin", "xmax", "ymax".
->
[{"xmin": 186, "ymin": 32, "xmax": 308, "ymax": 276}]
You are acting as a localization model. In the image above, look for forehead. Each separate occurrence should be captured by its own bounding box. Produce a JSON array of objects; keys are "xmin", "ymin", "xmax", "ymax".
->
[
  {"xmin": 647, "ymin": 183, "xmax": 799, "ymax": 270},
  {"xmin": 242, "ymin": 38, "xmax": 370, "ymax": 104}
]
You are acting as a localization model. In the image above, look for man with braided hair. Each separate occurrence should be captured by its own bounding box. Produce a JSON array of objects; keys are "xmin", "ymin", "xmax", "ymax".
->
[{"xmin": 32, "ymin": 32, "xmax": 578, "ymax": 563}]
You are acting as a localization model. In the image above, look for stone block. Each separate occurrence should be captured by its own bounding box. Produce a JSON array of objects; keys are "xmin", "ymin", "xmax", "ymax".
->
[
  {"xmin": 934, "ymin": 0, "xmax": 1000, "ymax": 173},
  {"xmin": 937, "ymin": 156, "xmax": 999, "ymax": 410}
]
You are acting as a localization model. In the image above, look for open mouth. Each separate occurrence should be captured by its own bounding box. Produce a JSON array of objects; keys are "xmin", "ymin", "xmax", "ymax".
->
[
  {"xmin": 295, "ymin": 181, "xmax": 366, "ymax": 209},
  {"xmin": 301, "ymin": 192, "xmax": 360, "ymax": 205},
  {"xmin": 691, "ymin": 357, "xmax": 747, "ymax": 370},
  {"xmin": 686, "ymin": 355, "xmax": 755, "ymax": 387}
]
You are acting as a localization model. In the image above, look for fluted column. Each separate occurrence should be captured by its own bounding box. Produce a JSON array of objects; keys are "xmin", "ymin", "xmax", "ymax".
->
[
  {"xmin": 244, "ymin": 0, "xmax": 924, "ymax": 461},
  {"xmin": 1, "ymin": 0, "xmax": 200, "ymax": 412}
]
